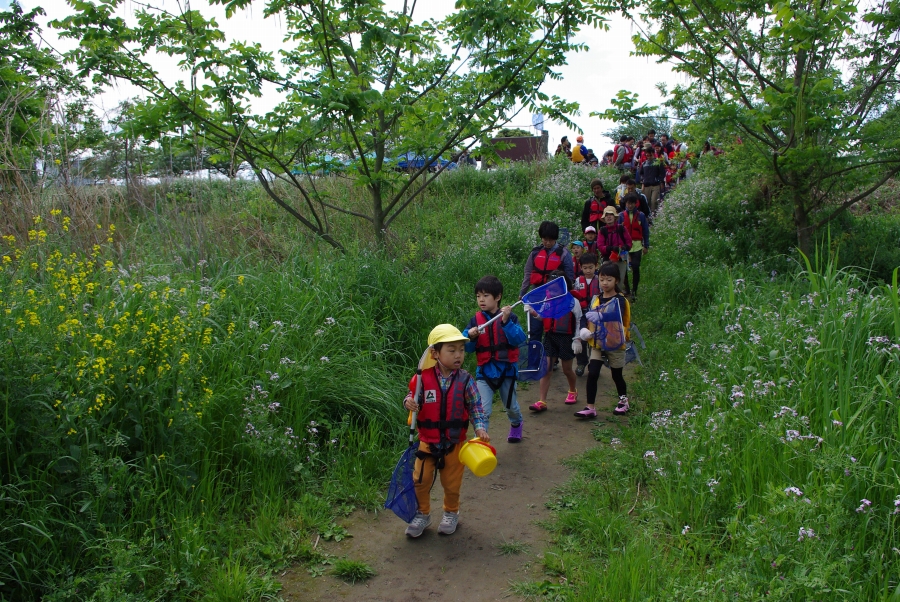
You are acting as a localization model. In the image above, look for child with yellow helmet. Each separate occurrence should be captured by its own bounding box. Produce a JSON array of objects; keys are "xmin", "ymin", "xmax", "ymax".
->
[{"xmin": 402, "ymin": 324, "xmax": 488, "ymax": 538}]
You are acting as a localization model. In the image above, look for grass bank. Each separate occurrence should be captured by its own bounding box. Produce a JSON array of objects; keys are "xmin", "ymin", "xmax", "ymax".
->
[
  {"xmin": 529, "ymin": 166, "xmax": 900, "ymax": 601},
  {"xmin": 0, "ymin": 158, "xmax": 605, "ymax": 600}
]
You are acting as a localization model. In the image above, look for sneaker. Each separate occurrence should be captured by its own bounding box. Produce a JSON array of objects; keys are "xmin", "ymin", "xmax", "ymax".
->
[
  {"xmin": 438, "ymin": 511, "xmax": 459, "ymax": 535},
  {"xmin": 575, "ymin": 407, "xmax": 597, "ymax": 418},
  {"xmin": 405, "ymin": 512, "xmax": 432, "ymax": 538},
  {"xmin": 508, "ymin": 423, "xmax": 523, "ymax": 443},
  {"xmin": 613, "ymin": 396, "xmax": 630, "ymax": 415},
  {"xmin": 528, "ymin": 400, "xmax": 547, "ymax": 412},
  {"xmin": 575, "ymin": 364, "xmax": 585, "ymax": 377},
  {"xmin": 564, "ymin": 391, "xmax": 578, "ymax": 405}
]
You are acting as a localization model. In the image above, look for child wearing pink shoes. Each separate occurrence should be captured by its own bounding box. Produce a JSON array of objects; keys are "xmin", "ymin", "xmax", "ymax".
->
[
  {"xmin": 574, "ymin": 262, "xmax": 632, "ymax": 419},
  {"xmin": 528, "ymin": 271, "xmax": 583, "ymax": 413}
]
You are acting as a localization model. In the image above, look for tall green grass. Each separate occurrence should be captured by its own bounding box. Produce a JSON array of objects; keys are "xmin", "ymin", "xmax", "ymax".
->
[
  {"xmin": 533, "ymin": 167, "xmax": 900, "ymax": 601},
  {"xmin": 0, "ymin": 159, "xmax": 606, "ymax": 600}
]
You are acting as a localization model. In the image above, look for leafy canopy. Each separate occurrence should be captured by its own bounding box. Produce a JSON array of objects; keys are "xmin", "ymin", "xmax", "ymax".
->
[
  {"xmin": 611, "ymin": 0, "xmax": 900, "ymax": 250},
  {"xmin": 54, "ymin": 0, "xmax": 611, "ymax": 248}
]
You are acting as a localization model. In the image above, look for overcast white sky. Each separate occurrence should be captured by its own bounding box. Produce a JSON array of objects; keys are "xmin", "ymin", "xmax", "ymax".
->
[{"xmin": 14, "ymin": 0, "xmax": 684, "ymax": 151}]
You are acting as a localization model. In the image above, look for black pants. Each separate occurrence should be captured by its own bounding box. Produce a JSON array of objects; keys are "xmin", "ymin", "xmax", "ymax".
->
[
  {"xmin": 625, "ymin": 249, "xmax": 643, "ymax": 295},
  {"xmin": 586, "ymin": 359, "xmax": 627, "ymax": 405}
]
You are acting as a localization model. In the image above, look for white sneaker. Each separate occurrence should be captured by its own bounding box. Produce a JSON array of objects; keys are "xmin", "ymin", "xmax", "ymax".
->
[
  {"xmin": 405, "ymin": 512, "xmax": 432, "ymax": 538},
  {"xmin": 438, "ymin": 511, "xmax": 459, "ymax": 535}
]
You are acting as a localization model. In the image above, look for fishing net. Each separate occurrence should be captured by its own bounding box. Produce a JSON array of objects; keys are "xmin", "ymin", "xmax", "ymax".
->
[
  {"xmin": 522, "ymin": 277, "xmax": 574, "ymax": 319},
  {"xmin": 384, "ymin": 443, "xmax": 418, "ymax": 523},
  {"xmin": 517, "ymin": 340, "xmax": 549, "ymax": 381},
  {"xmin": 585, "ymin": 297, "xmax": 626, "ymax": 351}
]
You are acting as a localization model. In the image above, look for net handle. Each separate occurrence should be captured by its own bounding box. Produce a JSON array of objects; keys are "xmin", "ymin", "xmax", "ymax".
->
[{"xmin": 476, "ymin": 299, "xmax": 524, "ymax": 333}]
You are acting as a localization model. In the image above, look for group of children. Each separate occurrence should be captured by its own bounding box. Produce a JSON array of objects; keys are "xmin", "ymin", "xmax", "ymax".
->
[{"xmin": 401, "ymin": 178, "xmax": 648, "ymax": 538}]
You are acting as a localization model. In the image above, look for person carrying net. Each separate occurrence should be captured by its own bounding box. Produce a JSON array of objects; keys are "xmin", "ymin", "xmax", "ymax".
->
[
  {"xmin": 574, "ymin": 262, "xmax": 632, "ymax": 418},
  {"xmin": 402, "ymin": 325, "xmax": 489, "ymax": 538}
]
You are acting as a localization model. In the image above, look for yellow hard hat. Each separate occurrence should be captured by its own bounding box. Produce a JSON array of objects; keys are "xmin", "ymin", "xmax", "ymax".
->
[
  {"xmin": 427, "ymin": 324, "xmax": 468, "ymax": 346},
  {"xmin": 420, "ymin": 324, "xmax": 469, "ymax": 370}
]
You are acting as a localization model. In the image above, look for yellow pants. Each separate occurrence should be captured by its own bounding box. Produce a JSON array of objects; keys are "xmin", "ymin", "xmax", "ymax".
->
[{"xmin": 413, "ymin": 441, "xmax": 464, "ymax": 514}]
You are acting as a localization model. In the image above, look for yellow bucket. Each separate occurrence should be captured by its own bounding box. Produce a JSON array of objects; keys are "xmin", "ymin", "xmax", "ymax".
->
[{"xmin": 458, "ymin": 438, "xmax": 497, "ymax": 477}]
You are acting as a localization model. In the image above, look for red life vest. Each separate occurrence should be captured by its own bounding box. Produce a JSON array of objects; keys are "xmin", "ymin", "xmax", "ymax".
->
[
  {"xmin": 573, "ymin": 256, "xmax": 582, "ymax": 277},
  {"xmin": 587, "ymin": 196, "xmax": 607, "ymax": 224},
  {"xmin": 416, "ymin": 367, "xmax": 471, "ymax": 444},
  {"xmin": 622, "ymin": 145, "xmax": 635, "ymax": 164},
  {"xmin": 572, "ymin": 275, "xmax": 600, "ymax": 310},
  {"xmin": 583, "ymin": 239, "xmax": 599, "ymax": 255},
  {"xmin": 543, "ymin": 311, "xmax": 576, "ymax": 335},
  {"xmin": 529, "ymin": 245, "xmax": 563, "ymax": 286},
  {"xmin": 474, "ymin": 312, "xmax": 520, "ymax": 366},
  {"xmin": 621, "ymin": 211, "xmax": 644, "ymax": 246}
]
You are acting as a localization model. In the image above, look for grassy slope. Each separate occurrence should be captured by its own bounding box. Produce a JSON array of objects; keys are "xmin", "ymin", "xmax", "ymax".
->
[
  {"xmin": 0, "ymin": 159, "xmax": 609, "ymax": 601},
  {"xmin": 528, "ymin": 165, "xmax": 900, "ymax": 601},
  {"xmin": 3, "ymin": 157, "xmax": 897, "ymax": 601}
]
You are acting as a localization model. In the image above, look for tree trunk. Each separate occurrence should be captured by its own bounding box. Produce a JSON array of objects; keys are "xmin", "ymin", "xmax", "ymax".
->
[
  {"xmin": 794, "ymin": 195, "xmax": 812, "ymax": 257},
  {"xmin": 372, "ymin": 184, "xmax": 386, "ymax": 245}
]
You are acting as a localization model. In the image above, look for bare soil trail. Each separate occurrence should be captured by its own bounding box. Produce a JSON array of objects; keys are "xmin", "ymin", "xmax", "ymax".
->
[{"xmin": 280, "ymin": 364, "xmax": 631, "ymax": 602}]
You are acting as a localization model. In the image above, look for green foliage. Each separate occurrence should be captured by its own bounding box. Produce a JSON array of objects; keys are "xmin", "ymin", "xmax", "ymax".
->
[
  {"xmin": 496, "ymin": 539, "xmax": 530, "ymax": 555},
  {"xmin": 594, "ymin": 89, "xmax": 674, "ymax": 143},
  {"xmin": 495, "ymin": 128, "xmax": 536, "ymax": 138},
  {"xmin": 53, "ymin": 0, "xmax": 607, "ymax": 247},
  {"xmin": 617, "ymin": 0, "xmax": 900, "ymax": 252},
  {"xmin": 330, "ymin": 558, "xmax": 375, "ymax": 584},
  {"xmin": 531, "ymin": 166, "xmax": 900, "ymax": 600},
  {"xmin": 0, "ymin": 160, "xmax": 607, "ymax": 599}
]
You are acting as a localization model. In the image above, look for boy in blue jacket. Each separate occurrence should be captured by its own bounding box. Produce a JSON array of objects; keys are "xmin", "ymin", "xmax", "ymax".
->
[{"xmin": 465, "ymin": 275, "xmax": 528, "ymax": 443}]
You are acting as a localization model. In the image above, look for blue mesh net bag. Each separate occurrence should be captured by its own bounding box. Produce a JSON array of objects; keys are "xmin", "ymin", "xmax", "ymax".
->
[
  {"xmin": 517, "ymin": 340, "xmax": 549, "ymax": 381},
  {"xmin": 522, "ymin": 277, "xmax": 573, "ymax": 320},
  {"xmin": 384, "ymin": 442, "xmax": 418, "ymax": 523},
  {"xmin": 585, "ymin": 297, "xmax": 626, "ymax": 351}
]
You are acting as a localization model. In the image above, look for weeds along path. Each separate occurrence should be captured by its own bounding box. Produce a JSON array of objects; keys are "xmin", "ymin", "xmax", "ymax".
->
[{"xmin": 280, "ymin": 363, "xmax": 633, "ymax": 601}]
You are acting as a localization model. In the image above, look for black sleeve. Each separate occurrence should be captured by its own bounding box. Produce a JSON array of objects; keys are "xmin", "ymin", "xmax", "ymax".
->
[{"xmin": 581, "ymin": 199, "xmax": 591, "ymax": 231}]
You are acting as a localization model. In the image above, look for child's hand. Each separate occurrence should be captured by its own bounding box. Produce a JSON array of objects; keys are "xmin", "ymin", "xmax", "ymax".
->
[
  {"xmin": 403, "ymin": 394, "xmax": 417, "ymax": 412},
  {"xmin": 468, "ymin": 327, "xmax": 480, "ymax": 338},
  {"xmin": 474, "ymin": 429, "xmax": 490, "ymax": 443},
  {"xmin": 500, "ymin": 305, "xmax": 512, "ymax": 323}
]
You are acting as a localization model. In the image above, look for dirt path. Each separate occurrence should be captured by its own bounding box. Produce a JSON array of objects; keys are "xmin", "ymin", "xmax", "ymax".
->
[{"xmin": 280, "ymin": 364, "xmax": 629, "ymax": 601}]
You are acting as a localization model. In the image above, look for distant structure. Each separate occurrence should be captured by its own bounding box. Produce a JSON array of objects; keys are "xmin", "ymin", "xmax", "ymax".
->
[{"xmin": 484, "ymin": 130, "xmax": 549, "ymax": 167}]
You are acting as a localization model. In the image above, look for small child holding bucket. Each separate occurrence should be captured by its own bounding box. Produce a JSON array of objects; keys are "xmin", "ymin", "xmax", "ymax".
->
[{"xmin": 402, "ymin": 325, "xmax": 489, "ymax": 538}]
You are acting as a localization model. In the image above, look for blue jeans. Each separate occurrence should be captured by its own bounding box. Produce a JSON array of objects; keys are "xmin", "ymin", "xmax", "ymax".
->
[{"xmin": 476, "ymin": 378, "xmax": 523, "ymax": 430}]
